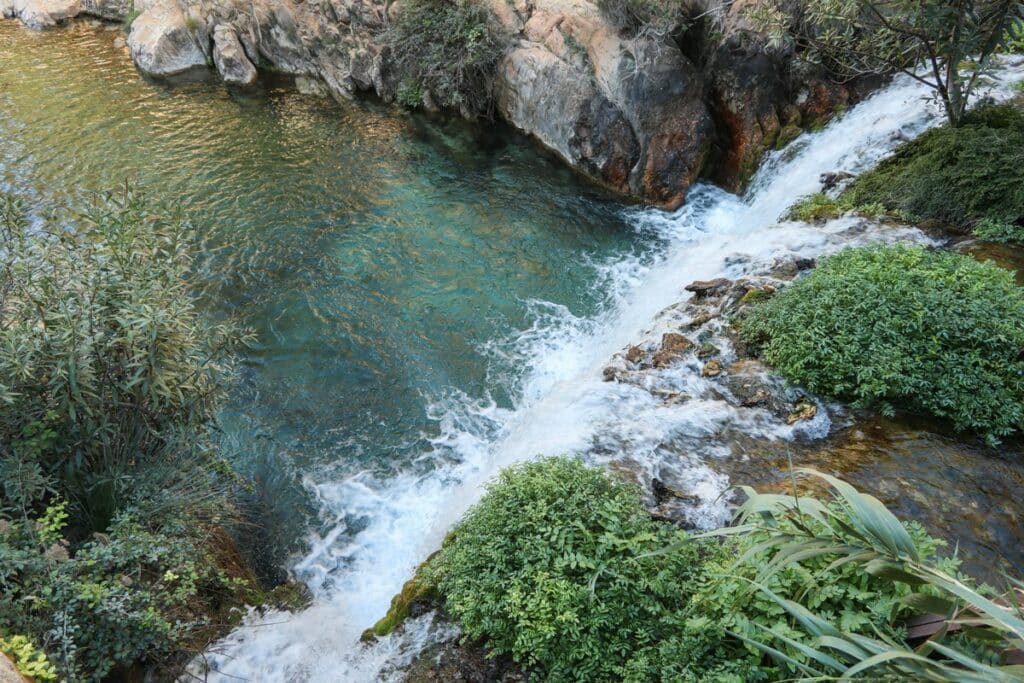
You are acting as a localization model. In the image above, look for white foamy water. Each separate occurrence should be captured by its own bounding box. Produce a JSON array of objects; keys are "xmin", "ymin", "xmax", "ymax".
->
[{"xmin": 196, "ymin": 60, "xmax": 1024, "ymax": 681}]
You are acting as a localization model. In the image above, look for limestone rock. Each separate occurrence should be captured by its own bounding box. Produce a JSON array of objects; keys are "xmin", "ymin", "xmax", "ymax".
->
[
  {"xmin": 212, "ymin": 24, "xmax": 257, "ymax": 85},
  {"xmin": 0, "ymin": 654, "xmax": 29, "ymax": 683},
  {"xmin": 128, "ymin": 1, "xmax": 207, "ymax": 77},
  {"xmin": 11, "ymin": 0, "xmax": 80, "ymax": 28}
]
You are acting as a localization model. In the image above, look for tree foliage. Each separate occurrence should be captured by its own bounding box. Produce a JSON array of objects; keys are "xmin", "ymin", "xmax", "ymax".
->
[
  {"xmin": 750, "ymin": 0, "xmax": 1024, "ymax": 125},
  {"xmin": 741, "ymin": 244, "xmax": 1024, "ymax": 443}
]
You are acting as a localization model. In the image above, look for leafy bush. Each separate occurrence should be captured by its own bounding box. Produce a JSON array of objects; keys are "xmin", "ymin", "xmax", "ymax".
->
[
  {"xmin": 741, "ymin": 244, "xmax": 1024, "ymax": 443},
  {"xmin": 427, "ymin": 457, "xmax": 980, "ymax": 682},
  {"xmin": 0, "ymin": 189, "xmax": 246, "ymax": 533},
  {"xmin": 842, "ymin": 105, "xmax": 1024, "ymax": 241},
  {"xmin": 387, "ymin": 0, "xmax": 510, "ymax": 117},
  {"xmin": 0, "ymin": 190, "xmax": 257, "ymax": 679},
  {"xmin": 596, "ymin": 0, "xmax": 686, "ymax": 36},
  {"xmin": 433, "ymin": 457, "xmax": 705, "ymax": 682}
]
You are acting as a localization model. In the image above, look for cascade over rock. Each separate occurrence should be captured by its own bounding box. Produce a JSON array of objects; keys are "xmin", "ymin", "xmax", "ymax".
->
[{"xmin": 4, "ymin": 0, "xmax": 856, "ymax": 206}]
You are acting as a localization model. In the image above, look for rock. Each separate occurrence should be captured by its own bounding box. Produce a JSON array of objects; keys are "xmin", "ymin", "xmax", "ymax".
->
[
  {"xmin": 113, "ymin": 35, "xmax": 126, "ymax": 49},
  {"xmin": 295, "ymin": 75, "xmax": 329, "ymax": 97},
  {"xmin": 685, "ymin": 278, "xmax": 730, "ymax": 298},
  {"xmin": 1, "ymin": 653, "xmax": 29, "ymax": 683},
  {"xmin": 786, "ymin": 400, "xmax": 818, "ymax": 425},
  {"xmin": 702, "ymin": 359, "xmax": 723, "ymax": 377},
  {"xmin": 213, "ymin": 25, "xmax": 257, "ymax": 86},
  {"xmin": 405, "ymin": 638, "xmax": 524, "ymax": 682},
  {"xmin": 696, "ymin": 342, "xmax": 720, "ymax": 359},
  {"xmin": 651, "ymin": 332, "xmax": 693, "ymax": 367},
  {"xmin": 128, "ymin": 1, "xmax": 208, "ymax": 77},
  {"xmin": 11, "ymin": 0, "xmax": 80, "ymax": 29},
  {"xmin": 624, "ymin": 345, "xmax": 645, "ymax": 364},
  {"xmin": 820, "ymin": 170, "xmax": 855, "ymax": 190},
  {"xmin": 80, "ymin": 0, "xmax": 129, "ymax": 20},
  {"xmin": 494, "ymin": 0, "xmax": 713, "ymax": 209}
]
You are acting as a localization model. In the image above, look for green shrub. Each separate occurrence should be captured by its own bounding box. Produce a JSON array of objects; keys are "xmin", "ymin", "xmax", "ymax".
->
[
  {"xmin": 434, "ymin": 457, "xmax": 705, "ymax": 682},
  {"xmin": 0, "ymin": 190, "xmax": 247, "ymax": 533},
  {"xmin": 596, "ymin": 0, "xmax": 686, "ymax": 36},
  {"xmin": 0, "ymin": 190, "xmax": 256, "ymax": 679},
  {"xmin": 741, "ymin": 244, "xmax": 1024, "ymax": 443},
  {"xmin": 387, "ymin": 0, "xmax": 510, "ymax": 117},
  {"xmin": 841, "ymin": 105, "xmax": 1024, "ymax": 240}
]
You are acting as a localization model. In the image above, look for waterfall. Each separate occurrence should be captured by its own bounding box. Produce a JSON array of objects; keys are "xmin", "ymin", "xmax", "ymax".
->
[{"xmin": 195, "ymin": 58, "xmax": 1024, "ymax": 681}]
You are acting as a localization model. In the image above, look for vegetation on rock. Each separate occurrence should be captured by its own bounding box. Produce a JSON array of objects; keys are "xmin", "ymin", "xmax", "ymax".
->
[
  {"xmin": 426, "ymin": 457, "xmax": 1018, "ymax": 681},
  {"xmin": 433, "ymin": 457, "xmax": 703, "ymax": 681},
  {"xmin": 741, "ymin": 244, "xmax": 1024, "ymax": 443},
  {"xmin": 842, "ymin": 104, "xmax": 1024, "ymax": 241},
  {"xmin": 596, "ymin": 0, "xmax": 687, "ymax": 38},
  {"xmin": 0, "ymin": 190, "xmax": 262, "ymax": 680},
  {"xmin": 387, "ymin": 0, "xmax": 510, "ymax": 118}
]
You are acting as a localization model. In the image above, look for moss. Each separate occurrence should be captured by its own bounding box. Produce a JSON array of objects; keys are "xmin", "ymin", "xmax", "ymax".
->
[
  {"xmin": 739, "ymin": 287, "xmax": 773, "ymax": 305},
  {"xmin": 361, "ymin": 554, "xmax": 440, "ymax": 641},
  {"xmin": 787, "ymin": 192, "xmax": 845, "ymax": 222},
  {"xmin": 840, "ymin": 104, "xmax": 1024, "ymax": 241},
  {"xmin": 774, "ymin": 123, "xmax": 803, "ymax": 150},
  {"xmin": 696, "ymin": 342, "xmax": 720, "ymax": 359}
]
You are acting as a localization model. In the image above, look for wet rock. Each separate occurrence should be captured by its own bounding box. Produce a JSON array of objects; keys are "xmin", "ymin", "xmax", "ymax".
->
[
  {"xmin": 696, "ymin": 342, "xmax": 720, "ymax": 359},
  {"xmin": 702, "ymin": 359, "xmax": 723, "ymax": 377},
  {"xmin": 769, "ymin": 256, "xmax": 815, "ymax": 280},
  {"xmin": 653, "ymin": 388, "xmax": 690, "ymax": 405},
  {"xmin": 213, "ymin": 25, "xmax": 257, "ymax": 86},
  {"xmin": 685, "ymin": 278, "xmax": 730, "ymax": 298},
  {"xmin": 404, "ymin": 638, "xmax": 524, "ymax": 683},
  {"xmin": 723, "ymin": 359, "xmax": 798, "ymax": 419},
  {"xmin": 786, "ymin": 399, "xmax": 818, "ymax": 425},
  {"xmin": 10, "ymin": 0, "xmax": 80, "ymax": 29},
  {"xmin": 820, "ymin": 170, "xmax": 855, "ymax": 190},
  {"xmin": 80, "ymin": 0, "xmax": 129, "ymax": 20},
  {"xmin": 624, "ymin": 344, "xmax": 645, "ymax": 364},
  {"xmin": 128, "ymin": 1, "xmax": 208, "ymax": 77},
  {"xmin": 652, "ymin": 332, "xmax": 693, "ymax": 367},
  {"xmin": 685, "ymin": 311, "xmax": 715, "ymax": 329}
]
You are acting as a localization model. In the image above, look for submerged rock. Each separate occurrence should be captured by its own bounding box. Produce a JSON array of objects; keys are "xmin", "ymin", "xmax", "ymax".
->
[{"xmin": 128, "ymin": 1, "xmax": 208, "ymax": 77}]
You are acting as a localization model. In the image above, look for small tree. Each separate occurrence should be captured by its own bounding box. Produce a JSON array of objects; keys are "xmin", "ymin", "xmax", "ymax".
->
[{"xmin": 752, "ymin": 1, "xmax": 1024, "ymax": 126}]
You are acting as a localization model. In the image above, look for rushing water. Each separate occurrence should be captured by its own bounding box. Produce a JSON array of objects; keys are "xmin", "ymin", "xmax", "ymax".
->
[{"xmin": 3, "ymin": 19, "xmax": 1024, "ymax": 682}]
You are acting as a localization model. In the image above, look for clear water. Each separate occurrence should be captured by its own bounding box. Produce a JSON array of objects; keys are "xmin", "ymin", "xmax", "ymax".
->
[
  {"xmin": 4, "ymin": 19, "xmax": 1024, "ymax": 682},
  {"xmin": 0, "ymin": 19, "xmax": 639, "ymax": 554}
]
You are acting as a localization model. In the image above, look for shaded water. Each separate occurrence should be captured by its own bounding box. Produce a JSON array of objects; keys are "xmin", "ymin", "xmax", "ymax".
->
[{"xmin": 3, "ymin": 19, "xmax": 1024, "ymax": 682}]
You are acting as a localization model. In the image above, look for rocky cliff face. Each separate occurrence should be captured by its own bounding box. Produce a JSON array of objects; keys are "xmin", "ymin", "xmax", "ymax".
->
[{"xmin": 2, "ymin": 0, "xmax": 858, "ymax": 207}]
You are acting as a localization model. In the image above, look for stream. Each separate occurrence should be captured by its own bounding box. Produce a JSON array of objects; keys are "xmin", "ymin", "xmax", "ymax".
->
[{"xmin": 2, "ymin": 19, "xmax": 1024, "ymax": 682}]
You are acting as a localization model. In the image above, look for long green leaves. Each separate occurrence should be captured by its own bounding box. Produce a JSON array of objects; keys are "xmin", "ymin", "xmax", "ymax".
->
[{"xmin": 725, "ymin": 469, "xmax": 1024, "ymax": 681}]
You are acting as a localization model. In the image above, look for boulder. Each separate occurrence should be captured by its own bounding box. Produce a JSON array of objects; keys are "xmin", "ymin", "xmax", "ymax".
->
[
  {"xmin": 11, "ymin": 0, "xmax": 80, "ymax": 28},
  {"xmin": 128, "ymin": 1, "xmax": 207, "ymax": 77},
  {"xmin": 494, "ymin": 0, "xmax": 712, "ymax": 209},
  {"xmin": 212, "ymin": 24, "xmax": 257, "ymax": 85}
]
